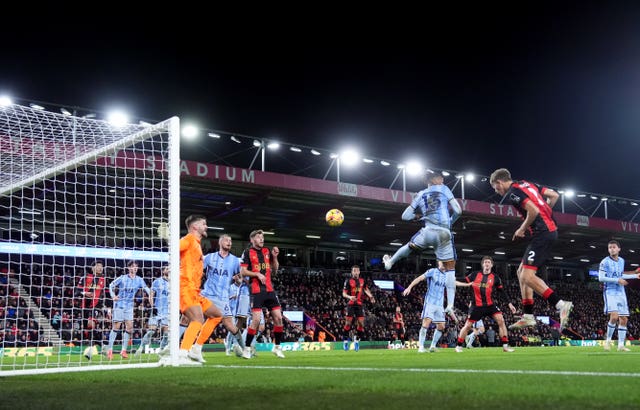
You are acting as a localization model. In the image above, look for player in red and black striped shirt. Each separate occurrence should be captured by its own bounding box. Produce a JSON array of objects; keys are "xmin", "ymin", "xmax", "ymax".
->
[
  {"xmin": 490, "ymin": 168, "xmax": 573, "ymax": 330},
  {"xmin": 342, "ymin": 266, "xmax": 375, "ymax": 351},
  {"xmin": 393, "ymin": 306, "xmax": 405, "ymax": 342},
  {"xmin": 455, "ymin": 256, "xmax": 516, "ymax": 352},
  {"xmin": 240, "ymin": 229, "xmax": 284, "ymax": 358}
]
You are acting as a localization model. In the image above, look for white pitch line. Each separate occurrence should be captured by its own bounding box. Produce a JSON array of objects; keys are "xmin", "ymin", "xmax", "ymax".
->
[{"xmin": 211, "ymin": 364, "xmax": 640, "ymax": 378}]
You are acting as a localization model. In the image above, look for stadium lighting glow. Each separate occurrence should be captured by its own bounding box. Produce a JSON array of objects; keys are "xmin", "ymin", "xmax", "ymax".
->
[
  {"xmin": 138, "ymin": 121, "xmax": 152, "ymax": 127},
  {"xmin": 209, "ymin": 226, "xmax": 225, "ymax": 230},
  {"xmin": 224, "ymin": 201, "xmax": 231, "ymax": 205},
  {"xmin": 349, "ymin": 238, "xmax": 363, "ymax": 243},
  {"xmin": 29, "ymin": 103, "xmax": 45, "ymax": 110},
  {"xmin": 262, "ymin": 231, "xmax": 275, "ymax": 235},
  {"xmin": 380, "ymin": 160, "xmax": 390, "ymax": 166},
  {"xmin": 629, "ymin": 249, "xmax": 635, "ymax": 253},
  {"xmin": 267, "ymin": 142, "xmax": 280, "ymax": 150},
  {"xmin": 553, "ymin": 256, "xmax": 563, "ymax": 260},
  {"xmin": 107, "ymin": 110, "xmax": 129, "ymax": 127},
  {"xmin": 397, "ymin": 164, "xmax": 405, "ymax": 169},
  {"xmin": 253, "ymin": 140, "xmax": 262, "ymax": 147},
  {"xmin": 208, "ymin": 132, "xmax": 221, "ymax": 139},
  {"xmin": 60, "ymin": 108, "xmax": 73, "ymax": 116},
  {"xmin": 305, "ymin": 235, "xmax": 321, "ymax": 239},
  {"xmin": 494, "ymin": 251, "xmax": 506, "ymax": 255},
  {"xmin": 230, "ymin": 136, "xmax": 241, "ymax": 143},
  {"xmin": 462, "ymin": 248, "xmax": 474, "ymax": 252},
  {"xmin": 362, "ymin": 158, "xmax": 374, "ymax": 163},
  {"xmin": 632, "ymin": 202, "xmax": 639, "ymax": 206},
  {"xmin": 577, "ymin": 194, "xmax": 586, "ymax": 198},
  {"xmin": 0, "ymin": 96, "xmax": 13, "ymax": 106},
  {"xmin": 590, "ymin": 195, "xmax": 598, "ymax": 200},
  {"xmin": 580, "ymin": 259, "xmax": 590, "ymax": 262},
  {"xmin": 565, "ymin": 189, "xmax": 575, "ymax": 198},
  {"xmin": 405, "ymin": 161, "xmax": 423, "ymax": 176},
  {"xmin": 310, "ymin": 149, "xmax": 321, "ymax": 156},
  {"xmin": 181, "ymin": 125, "xmax": 199, "ymax": 139},
  {"xmin": 329, "ymin": 153, "xmax": 338, "ymax": 159},
  {"xmin": 340, "ymin": 149, "xmax": 360, "ymax": 166},
  {"xmin": 465, "ymin": 173, "xmax": 475, "ymax": 182},
  {"xmin": 82, "ymin": 113, "xmax": 97, "ymax": 119},
  {"xmin": 441, "ymin": 171, "xmax": 450, "ymax": 176},
  {"xmin": 290, "ymin": 146, "xmax": 302, "ymax": 152},
  {"xmin": 389, "ymin": 242, "xmax": 403, "ymax": 246},
  {"xmin": 601, "ymin": 197, "xmax": 608, "ymax": 201},
  {"xmin": 589, "ymin": 245, "xmax": 596, "ymax": 249},
  {"xmin": 631, "ymin": 263, "xmax": 639, "ymax": 267}
]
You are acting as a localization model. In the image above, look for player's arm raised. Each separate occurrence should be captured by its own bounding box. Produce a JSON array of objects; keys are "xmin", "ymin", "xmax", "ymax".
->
[
  {"xmin": 271, "ymin": 246, "xmax": 279, "ymax": 271},
  {"xmin": 402, "ymin": 274, "xmax": 425, "ymax": 296},
  {"xmin": 541, "ymin": 186, "xmax": 559, "ymax": 208}
]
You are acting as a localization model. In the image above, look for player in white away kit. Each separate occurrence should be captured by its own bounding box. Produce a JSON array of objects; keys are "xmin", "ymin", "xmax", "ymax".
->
[
  {"xmin": 106, "ymin": 261, "xmax": 152, "ymax": 360},
  {"xmin": 402, "ymin": 262, "xmax": 470, "ymax": 353},
  {"xmin": 598, "ymin": 240, "xmax": 640, "ymax": 352},
  {"xmin": 385, "ymin": 170, "xmax": 462, "ymax": 320},
  {"xmin": 135, "ymin": 266, "xmax": 170, "ymax": 356}
]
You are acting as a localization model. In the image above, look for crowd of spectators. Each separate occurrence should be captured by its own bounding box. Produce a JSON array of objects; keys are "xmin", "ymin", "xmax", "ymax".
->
[
  {"xmin": 1, "ymin": 262, "xmax": 639, "ymax": 349},
  {"xmin": 1, "ymin": 264, "xmax": 154, "ymax": 348},
  {"xmin": 270, "ymin": 265, "xmax": 640, "ymax": 345},
  {"xmin": 0, "ymin": 268, "xmax": 41, "ymax": 347}
]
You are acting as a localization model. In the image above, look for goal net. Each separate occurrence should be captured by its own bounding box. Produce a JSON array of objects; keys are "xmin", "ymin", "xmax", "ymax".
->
[{"xmin": 0, "ymin": 104, "xmax": 181, "ymax": 375}]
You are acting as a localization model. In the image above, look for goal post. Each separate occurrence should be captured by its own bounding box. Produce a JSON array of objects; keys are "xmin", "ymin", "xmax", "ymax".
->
[{"xmin": 0, "ymin": 104, "xmax": 181, "ymax": 375}]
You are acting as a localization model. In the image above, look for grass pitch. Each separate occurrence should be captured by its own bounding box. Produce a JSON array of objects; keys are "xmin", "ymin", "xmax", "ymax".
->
[{"xmin": 2, "ymin": 346, "xmax": 639, "ymax": 409}]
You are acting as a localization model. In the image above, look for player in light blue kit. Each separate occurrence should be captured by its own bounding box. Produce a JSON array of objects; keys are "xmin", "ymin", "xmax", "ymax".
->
[
  {"xmin": 106, "ymin": 260, "xmax": 152, "ymax": 360},
  {"xmin": 225, "ymin": 273, "xmax": 253, "ymax": 355},
  {"xmin": 189, "ymin": 234, "xmax": 246, "ymax": 361},
  {"xmin": 135, "ymin": 265, "xmax": 170, "ymax": 356},
  {"xmin": 465, "ymin": 320, "xmax": 484, "ymax": 348},
  {"xmin": 402, "ymin": 261, "xmax": 470, "ymax": 353},
  {"xmin": 598, "ymin": 240, "xmax": 640, "ymax": 352},
  {"xmin": 384, "ymin": 170, "xmax": 462, "ymax": 319}
]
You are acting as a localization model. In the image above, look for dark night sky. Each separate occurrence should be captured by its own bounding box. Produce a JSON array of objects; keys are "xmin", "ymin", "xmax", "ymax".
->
[{"xmin": 2, "ymin": 5, "xmax": 640, "ymax": 198}]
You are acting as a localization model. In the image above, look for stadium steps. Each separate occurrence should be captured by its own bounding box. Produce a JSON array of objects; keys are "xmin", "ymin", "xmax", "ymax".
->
[{"xmin": 8, "ymin": 278, "xmax": 65, "ymax": 347}]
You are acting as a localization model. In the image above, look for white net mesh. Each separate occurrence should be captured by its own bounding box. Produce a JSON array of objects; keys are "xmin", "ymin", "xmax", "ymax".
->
[{"xmin": 0, "ymin": 104, "xmax": 179, "ymax": 374}]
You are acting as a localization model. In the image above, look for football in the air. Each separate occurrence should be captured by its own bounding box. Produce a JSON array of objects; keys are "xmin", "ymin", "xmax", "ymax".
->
[
  {"xmin": 83, "ymin": 345, "xmax": 99, "ymax": 360},
  {"xmin": 325, "ymin": 209, "xmax": 344, "ymax": 227}
]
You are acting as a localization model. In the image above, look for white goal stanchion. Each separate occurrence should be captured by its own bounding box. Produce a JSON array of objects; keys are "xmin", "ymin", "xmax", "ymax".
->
[{"xmin": 0, "ymin": 104, "xmax": 181, "ymax": 375}]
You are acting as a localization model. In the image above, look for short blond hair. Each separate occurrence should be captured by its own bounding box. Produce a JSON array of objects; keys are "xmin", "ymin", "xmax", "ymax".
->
[{"xmin": 489, "ymin": 168, "xmax": 512, "ymax": 185}]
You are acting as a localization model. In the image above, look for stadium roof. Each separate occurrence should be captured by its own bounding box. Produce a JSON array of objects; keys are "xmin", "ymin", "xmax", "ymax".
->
[{"xmin": 180, "ymin": 160, "xmax": 640, "ymax": 270}]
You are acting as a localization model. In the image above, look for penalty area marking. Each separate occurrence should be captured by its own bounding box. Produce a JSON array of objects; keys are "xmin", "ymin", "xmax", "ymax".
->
[{"xmin": 211, "ymin": 364, "xmax": 640, "ymax": 378}]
